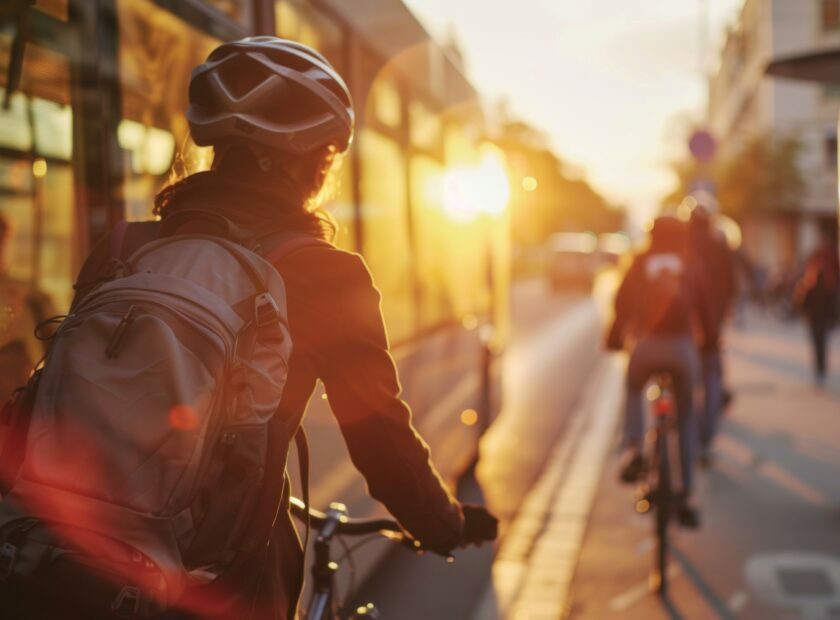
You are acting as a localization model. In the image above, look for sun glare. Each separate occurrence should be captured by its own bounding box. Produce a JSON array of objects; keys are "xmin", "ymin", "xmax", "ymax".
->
[{"xmin": 442, "ymin": 145, "xmax": 510, "ymax": 222}]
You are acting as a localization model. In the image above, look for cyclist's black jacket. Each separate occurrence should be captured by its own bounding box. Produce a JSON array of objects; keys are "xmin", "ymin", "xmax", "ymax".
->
[
  {"xmin": 612, "ymin": 249, "xmax": 718, "ymax": 349},
  {"xmin": 71, "ymin": 192, "xmax": 465, "ymax": 619}
]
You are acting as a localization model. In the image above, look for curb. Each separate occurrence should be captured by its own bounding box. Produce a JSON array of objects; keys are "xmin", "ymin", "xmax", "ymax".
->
[{"xmin": 471, "ymin": 354, "xmax": 624, "ymax": 619}]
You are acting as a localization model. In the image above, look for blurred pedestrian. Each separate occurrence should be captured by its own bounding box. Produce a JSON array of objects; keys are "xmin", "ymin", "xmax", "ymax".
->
[
  {"xmin": 0, "ymin": 213, "xmax": 53, "ymax": 405},
  {"xmin": 733, "ymin": 247, "xmax": 756, "ymax": 328},
  {"xmin": 0, "ymin": 213, "xmax": 54, "ymax": 468},
  {"xmin": 687, "ymin": 195, "xmax": 736, "ymax": 462},
  {"xmin": 606, "ymin": 216, "xmax": 717, "ymax": 528},
  {"xmin": 794, "ymin": 224, "xmax": 840, "ymax": 386}
]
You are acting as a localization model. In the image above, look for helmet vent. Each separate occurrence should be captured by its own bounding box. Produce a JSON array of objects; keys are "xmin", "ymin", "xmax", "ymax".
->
[{"xmin": 217, "ymin": 54, "xmax": 274, "ymax": 100}]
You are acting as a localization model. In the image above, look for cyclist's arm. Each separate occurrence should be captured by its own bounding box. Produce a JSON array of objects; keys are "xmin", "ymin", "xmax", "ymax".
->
[
  {"xmin": 311, "ymin": 251, "xmax": 464, "ymax": 553},
  {"xmin": 608, "ymin": 257, "xmax": 641, "ymax": 344}
]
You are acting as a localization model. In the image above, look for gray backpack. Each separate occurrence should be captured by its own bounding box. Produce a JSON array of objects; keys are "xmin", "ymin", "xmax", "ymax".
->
[{"xmin": 0, "ymin": 212, "xmax": 308, "ymax": 616}]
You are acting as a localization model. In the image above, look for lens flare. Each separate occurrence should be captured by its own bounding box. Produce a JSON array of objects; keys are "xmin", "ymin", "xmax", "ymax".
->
[
  {"xmin": 168, "ymin": 404, "xmax": 200, "ymax": 430},
  {"xmin": 460, "ymin": 409, "xmax": 479, "ymax": 426}
]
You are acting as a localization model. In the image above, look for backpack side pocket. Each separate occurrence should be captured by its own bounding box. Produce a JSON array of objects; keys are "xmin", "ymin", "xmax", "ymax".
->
[{"xmin": 0, "ymin": 370, "xmax": 41, "ymax": 495}]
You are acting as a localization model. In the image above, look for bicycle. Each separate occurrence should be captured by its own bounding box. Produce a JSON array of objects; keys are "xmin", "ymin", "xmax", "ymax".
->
[
  {"xmin": 634, "ymin": 372, "xmax": 682, "ymax": 596},
  {"xmin": 289, "ymin": 497, "xmax": 422, "ymax": 620}
]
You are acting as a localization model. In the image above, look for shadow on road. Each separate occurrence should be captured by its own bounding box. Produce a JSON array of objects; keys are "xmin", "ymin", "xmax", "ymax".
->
[
  {"xmin": 350, "ymin": 469, "xmax": 497, "ymax": 619},
  {"xmin": 670, "ymin": 546, "xmax": 738, "ymax": 620}
]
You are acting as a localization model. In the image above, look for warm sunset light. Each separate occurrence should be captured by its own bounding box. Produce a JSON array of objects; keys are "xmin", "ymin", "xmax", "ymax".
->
[
  {"xmin": 3, "ymin": 2, "xmax": 836, "ymax": 617},
  {"xmin": 460, "ymin": 408, "xmax": 479, "ymax": 426},
  {"xmin": 442, "ymin": 145, "xmax": 510, "ymax": 222},
  {"xmin": 462, "ymin": 314, "xmax": 479, "ymax": 330},
  {"xmin": 168, "ymin": 404, "xmax": 200, "ymax": 430},
  {"xmin": 32, "ymin": 158, "xmax": 47, "ymax": 178},
  {"xmin": 522, "ymin": 176, "xmax": 538, "ymax": 192}
]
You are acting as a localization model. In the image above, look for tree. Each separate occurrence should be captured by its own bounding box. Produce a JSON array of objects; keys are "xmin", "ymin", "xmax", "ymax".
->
[
  {"xmin": 663, "ymin": 134, "xmax": 804, "ymax": 219},
  {"xmin": 495, "ymin": 120, "xmax": 624, "ymax": 247},
  {"xmin": 716, "ymin": 135, "xmax": 803, "ymax": 218}
]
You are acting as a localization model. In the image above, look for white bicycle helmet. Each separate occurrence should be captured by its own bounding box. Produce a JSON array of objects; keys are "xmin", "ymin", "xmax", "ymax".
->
[{"xmin": 187, "ymin": 36, "xmax": 354, "ymax": 156}]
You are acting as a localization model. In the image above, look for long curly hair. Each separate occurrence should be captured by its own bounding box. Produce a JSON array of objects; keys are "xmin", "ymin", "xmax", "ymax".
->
[{"xmin": 154, "ymin": 144, "xmax": 340, "ymax": 241}]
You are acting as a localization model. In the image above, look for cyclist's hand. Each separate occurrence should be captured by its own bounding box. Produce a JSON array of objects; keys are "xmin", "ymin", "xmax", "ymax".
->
[{"xmin": 460, "ymin": 504, "xmax": 498, "ymax": 546}]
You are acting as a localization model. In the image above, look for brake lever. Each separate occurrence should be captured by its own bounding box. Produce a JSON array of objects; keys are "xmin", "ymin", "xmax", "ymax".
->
[{"xmin": 394, "ymin": 533, "xmax": 455, "ymax": 563}]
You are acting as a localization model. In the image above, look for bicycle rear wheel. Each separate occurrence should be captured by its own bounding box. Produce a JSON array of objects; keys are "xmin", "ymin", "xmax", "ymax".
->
[{"xmin": 653, "ymin": 427, "xmax": 670, "ymax": 596}]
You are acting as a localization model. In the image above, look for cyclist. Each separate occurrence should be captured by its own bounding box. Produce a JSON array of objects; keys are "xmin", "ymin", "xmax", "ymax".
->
[
  {"xmin": 606, "ymin": 216, "xmax": 717, "ymax": 528},
  {"xmin": 686, "ymin": 193, "xmax": 736, "ymax": 461},
  {"xmin": 16, "ymin": 37, "xmax": 497, "ymax": 619}
]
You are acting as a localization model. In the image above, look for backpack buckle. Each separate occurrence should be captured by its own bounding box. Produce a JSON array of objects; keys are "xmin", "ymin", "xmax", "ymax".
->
[
  {"xmin": 254, "ymin": 293, "xmax": 280, "ymax": 329},
  {"xmin": 111, "ymin": 585, "xmax": 140, "ymax": 618},
  {"xmin": 0, "ymin": 543, "xmax": 16, "ymax": 580}
]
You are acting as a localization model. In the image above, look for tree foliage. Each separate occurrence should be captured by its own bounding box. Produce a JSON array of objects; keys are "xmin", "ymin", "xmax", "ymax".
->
[
  {"xmin": 716, "ymin": 135, "xmax": 803, "ymax": 218},
  {"xmin": 664, "ymin": 133, "xmax": 804, "ymax": 219},
  {"xmin": 495, "ymin": 121, "xmax": 624, "ymax": 247}
]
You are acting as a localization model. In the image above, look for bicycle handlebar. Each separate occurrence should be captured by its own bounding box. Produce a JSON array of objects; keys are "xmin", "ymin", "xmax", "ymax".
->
[{"xmin": 289, "ymin": 496, "xmax": 405, "ymax": 537}]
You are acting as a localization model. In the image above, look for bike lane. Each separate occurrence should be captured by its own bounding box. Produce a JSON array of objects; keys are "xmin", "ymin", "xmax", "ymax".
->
[{"xmin": 352, "ymin": 278, "xmax": 608, "ymax": 619}]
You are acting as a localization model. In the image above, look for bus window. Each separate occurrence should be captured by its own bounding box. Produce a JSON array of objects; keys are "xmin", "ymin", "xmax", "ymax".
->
[
  {"xmin": 200, "ymin": 1, "xmax": 253, "ymax": 29},
  {"xmin": 34, "ymin": 0, "xmax": 69, "ymax": 21},
  {"xmin": 275, "ymin": 1, "xmax": 345, "ymax": 73},
  {"xmin": 359, "ymin": 129, "xmax": 415, "ymax": 343},
  {"xmin": 117, "ymin": 0, "xmax": 217, "ymax": 221},
  {"xmin": 410, "ymin": 102, "xmax": 442, "ymax": 152},
  {"xmin": 0, "ymin": 94, "xmax": 32, "ymax": 152},
  {"xmin": 371, "ymin": 77, "xmax": 402, "ymax": 129},
  {"xmin": 31, "ymin": 98, "xmax": 72, "ymax": 161},
  {"xmin": 322, "ymin": 157, "xmax": 357, "ymax": 252},
  {"xmin": 0, "ymin": 157, "xmax": 34, "ymax": 282},
  {"xmin": 0, "ymin": 37, "xmax": 76, "ymax": 311},
  {"xmin": 410, "ymin": 155, "xmax": 450, "ymax": 328}
]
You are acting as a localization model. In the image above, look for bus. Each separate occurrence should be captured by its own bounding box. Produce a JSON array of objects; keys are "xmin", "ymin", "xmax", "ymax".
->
[{"xmin": 0, "ymin": 0, "xmax": 510, "ymax": 555}]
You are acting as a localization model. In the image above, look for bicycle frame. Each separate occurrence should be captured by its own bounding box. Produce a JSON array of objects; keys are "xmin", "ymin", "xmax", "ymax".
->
[
  {"xmin": 290, "ymin": 498, "xmax": 405, "ymax": 620},
  {"xmin": 642, "ymin": 373, "xmax": 678, "ymax": 596},
  {"xmin": 308, "ymin": 505, "xmax": 341, "ymax": 620}
]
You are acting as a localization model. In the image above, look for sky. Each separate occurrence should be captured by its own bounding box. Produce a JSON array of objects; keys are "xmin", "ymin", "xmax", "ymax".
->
[{"xmin": 403, "ymin": 0, "xmax": 743, "ymax": 219}]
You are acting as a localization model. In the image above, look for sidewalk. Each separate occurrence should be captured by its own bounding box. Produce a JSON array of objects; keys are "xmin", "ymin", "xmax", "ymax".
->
[{"xmin": 567, "ymin": 314, "xmax": 840, "ymax": 619}]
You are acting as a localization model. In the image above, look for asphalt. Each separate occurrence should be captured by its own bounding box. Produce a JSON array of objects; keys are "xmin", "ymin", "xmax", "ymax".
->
[
  {"xmin": 349, "ymin": 291, "xmax": 840, "ymax": 620},
  {"xmin": 353, "ymin": 278, "xmax": 607, "ymax": 619}
]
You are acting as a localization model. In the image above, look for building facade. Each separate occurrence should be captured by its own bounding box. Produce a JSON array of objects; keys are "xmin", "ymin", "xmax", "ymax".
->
[{"xmin": 708, "ymin": 0, "xmax": 840, "ymax": 270}]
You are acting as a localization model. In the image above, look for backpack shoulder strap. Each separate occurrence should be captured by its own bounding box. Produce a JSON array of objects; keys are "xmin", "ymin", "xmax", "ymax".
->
[
  {"xmin": 258, "ymin": 232, "xmax": 332, "ymax": 266},
  {"xmin": 109, "ymin": 220, "xmax": 162, "ymax": 261},
  {"xmin": 159, "ymin": 209, "xmax": 253, "ymax": 247},
  {"xmin": 293, "ymin": 428, "xmax": 311, "ymax": 556}
]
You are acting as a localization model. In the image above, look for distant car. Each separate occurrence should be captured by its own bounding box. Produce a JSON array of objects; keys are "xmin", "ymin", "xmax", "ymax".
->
[
  {"xmin": 597, "ymin": 232, "xmax": 632, "ymax": 266},
  {"xmin": 546, "ymin": 232, "xmax": 599, "ymax": 292}
]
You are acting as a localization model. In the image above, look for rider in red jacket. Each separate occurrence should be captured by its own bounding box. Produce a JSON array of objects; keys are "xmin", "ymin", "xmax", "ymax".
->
[{"xmin": 607, "ymin": 216, "xmax": 716, "ymax": 528}]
